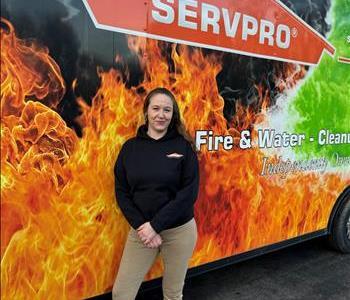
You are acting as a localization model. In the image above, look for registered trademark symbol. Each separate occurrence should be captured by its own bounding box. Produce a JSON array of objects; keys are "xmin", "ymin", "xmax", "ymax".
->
[{"xmin": 291, "ymin": 27, "xmax": 298, "ymax": 38}]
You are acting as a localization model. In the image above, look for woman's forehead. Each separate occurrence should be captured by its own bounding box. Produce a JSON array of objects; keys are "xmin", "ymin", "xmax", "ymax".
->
[{"xmin": 149, "ymin": 93, "xmax": 173, "ymax": 107}]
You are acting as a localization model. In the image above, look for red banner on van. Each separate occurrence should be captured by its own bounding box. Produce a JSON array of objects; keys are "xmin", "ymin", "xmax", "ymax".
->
[{"xmin": 83, "ymin": 0, "xmax": 335, "ymax": 65}]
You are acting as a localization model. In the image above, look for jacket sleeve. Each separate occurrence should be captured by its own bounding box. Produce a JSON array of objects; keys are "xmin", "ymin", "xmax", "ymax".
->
[
  {"xmin": 114, "ymin": 144, "xmax": 146, "ymax": 230},
  {"xmin": 150, "ymin": 142, "xmax": 199, "ymax": 233}
]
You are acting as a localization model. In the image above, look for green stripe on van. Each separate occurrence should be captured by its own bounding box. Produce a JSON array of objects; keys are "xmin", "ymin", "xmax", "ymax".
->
[{"xmin": 291, "ymin": 0, "xmax": 350, "ymax": 160}]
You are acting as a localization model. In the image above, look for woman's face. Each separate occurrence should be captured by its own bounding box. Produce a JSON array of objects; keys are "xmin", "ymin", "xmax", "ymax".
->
[{"xmin": 147, "ymin": 93, "xmax": 174, "ymax": 134}]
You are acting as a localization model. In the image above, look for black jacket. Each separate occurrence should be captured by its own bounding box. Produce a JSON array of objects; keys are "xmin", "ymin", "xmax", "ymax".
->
[{"xmin": 114, "ymin": 125, "xmax": 199, "ymax": 233}]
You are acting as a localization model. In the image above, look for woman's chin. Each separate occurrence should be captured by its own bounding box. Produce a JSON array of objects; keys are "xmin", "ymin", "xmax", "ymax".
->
[
  {"xmin": 153, "ymin": 126, "xmax": 168, "ymax": 132},
  {"xmin": 156, "ymin": 129, "xmax": 167, "ymax": 134}
]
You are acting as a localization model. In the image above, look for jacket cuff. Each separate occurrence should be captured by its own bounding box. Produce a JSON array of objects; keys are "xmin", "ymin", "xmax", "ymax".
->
[
  {"xmin": 150, "ymin": 220, "xmax": 163, "ymax": 234},
  {"xmin": 130, "ymin": 219, "xmax": 146, "ymax": 231}
]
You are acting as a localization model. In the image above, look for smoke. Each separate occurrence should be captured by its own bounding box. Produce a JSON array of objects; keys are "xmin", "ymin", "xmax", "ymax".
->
[
  {"xmin": 56, "ymin": 0, "xmax": 80, "ymax": 21},
  {"xmin": 216, "ymin": 0, "xmax": 332, "ymax": 124}
]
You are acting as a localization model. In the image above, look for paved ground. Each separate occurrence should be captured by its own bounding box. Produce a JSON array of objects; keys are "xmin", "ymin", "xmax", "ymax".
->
[{"xmin": 135, "ymin": 237, "xmax": 350, "ymax": 300}]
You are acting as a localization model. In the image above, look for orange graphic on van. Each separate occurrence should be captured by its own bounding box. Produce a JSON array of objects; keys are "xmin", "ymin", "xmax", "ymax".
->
[{"xmin": 83, "ymin": 0, "xmax": 335, "ymax": 65}]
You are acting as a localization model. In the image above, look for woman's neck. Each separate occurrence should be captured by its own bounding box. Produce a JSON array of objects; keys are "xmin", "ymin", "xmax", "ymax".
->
[{"xmin": 147, "ymin": 127, "xmax": 167, "ymax": 140}]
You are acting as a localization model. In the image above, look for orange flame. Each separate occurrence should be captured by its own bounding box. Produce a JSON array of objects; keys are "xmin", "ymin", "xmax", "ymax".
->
[{"xmin": 1, "ymin": 19, "xmax": 349, "ymax": 299}]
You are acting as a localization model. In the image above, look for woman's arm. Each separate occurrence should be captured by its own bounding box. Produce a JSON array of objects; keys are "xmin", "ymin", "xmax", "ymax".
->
[
  {"xmin": 114, "ymin": 145, "xmax": 147, "ymax": 230},
  {"xmin": 150, "ymin": 142, "xmax": 199, "ymax": 233}
]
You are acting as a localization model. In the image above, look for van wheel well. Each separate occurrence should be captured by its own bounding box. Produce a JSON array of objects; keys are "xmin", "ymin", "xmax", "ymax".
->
[{"xmin": 327, "ymin": 186, "xmax": 350, "ymax": 253}]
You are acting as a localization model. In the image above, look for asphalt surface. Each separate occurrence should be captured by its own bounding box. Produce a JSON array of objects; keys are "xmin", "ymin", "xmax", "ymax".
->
[{"xmin": 135, "ymin": 237, "xmax": 350, "ymax": 300}]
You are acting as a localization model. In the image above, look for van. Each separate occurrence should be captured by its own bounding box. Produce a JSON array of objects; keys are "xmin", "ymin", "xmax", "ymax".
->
[{"xmin": 1, "ymin": 0, "xmax": 349, "ymax": 299}]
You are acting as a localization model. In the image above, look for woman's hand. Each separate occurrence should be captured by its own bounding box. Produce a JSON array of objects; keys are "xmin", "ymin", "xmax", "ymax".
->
[
  {"xmin": 145, "ymin": 234, "xmax": 162, "ymax": 249},
  {"xmin": 137, "ymin": 222, "xmax": 157, "ymax": 244}
]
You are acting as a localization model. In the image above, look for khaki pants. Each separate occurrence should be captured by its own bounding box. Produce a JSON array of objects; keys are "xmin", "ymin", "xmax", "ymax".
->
[{"xmin": 112, "ymin": 218, "xmax": 197, "ymax": 300}]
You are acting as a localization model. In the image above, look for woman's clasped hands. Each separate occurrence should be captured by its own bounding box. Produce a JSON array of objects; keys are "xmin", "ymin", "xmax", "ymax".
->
[{"xmin": 137, "ymin": 222, "xmax": 162, "ymax": 249}]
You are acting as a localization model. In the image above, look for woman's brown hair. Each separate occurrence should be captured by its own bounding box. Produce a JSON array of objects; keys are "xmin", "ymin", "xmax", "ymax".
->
[{"xmin": 143, "ymin": 87, "xmax": 196, "ymax": 150}]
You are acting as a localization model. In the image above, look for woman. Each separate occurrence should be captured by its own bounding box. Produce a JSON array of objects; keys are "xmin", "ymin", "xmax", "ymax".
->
[{"xmin": 112, "ymin": 87, "xmax": 199, "ymax": 300}]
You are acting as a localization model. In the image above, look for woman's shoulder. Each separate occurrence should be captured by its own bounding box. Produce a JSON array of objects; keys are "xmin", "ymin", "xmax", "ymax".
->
[
  {"xmin": 173, "ymin": 134, "xmax": 188, "ymax": 146},
  {"xmin": 176, "ymin": 135, "xmax": 197, "ymax": 155},
  {"xmin": 119, "ymin": 137, "xmax": 137, "ymax": 154},
  {"xmin": 123, "ymin": 136, "xmax": 137, "ymax": 146}
]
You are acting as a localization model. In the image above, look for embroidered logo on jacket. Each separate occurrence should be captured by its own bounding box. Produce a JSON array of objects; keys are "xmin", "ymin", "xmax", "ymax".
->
[{"xmin": 166, "ymin": 153, "xmax": 184, "ymax": 158}]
